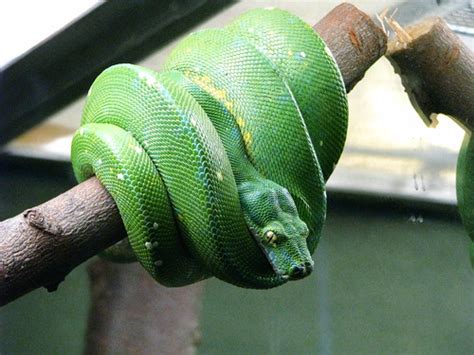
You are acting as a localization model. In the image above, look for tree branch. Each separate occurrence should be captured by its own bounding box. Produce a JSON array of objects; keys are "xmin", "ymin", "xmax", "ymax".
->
[
  {"xmin": 386, "ymin": 17, "xmax": 474, "ymax": 130},
  {"xmin": 0, "ymin": 3, "xmax": 387, "ymax": 307},
  {"xmin": 314, "ymin": 2, "xmax": 387, "ymax": 92}
]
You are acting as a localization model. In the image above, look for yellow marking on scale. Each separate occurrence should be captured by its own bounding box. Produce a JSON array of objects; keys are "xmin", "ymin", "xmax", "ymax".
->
[
  {"xmin": 236, "ymin": 117, "xmax": 245, "ymax": 128},
  {"xmin": 213, "ymin": 88, "xmax": 226, "ymax": 100},
  {"xmin": 192, "ymin": 75, "xmax": 215, "ymax": 94},
  {"xmin": 243, "ymin": 131, "xmax": 252, "ymax": 145},
  {"xmin": 200, "ymin": 75, "xmax": 212, "ymax": 84},
  {"xmin": 224, "ymin": 100, "xmax": 234, "ymax": 111},
  {"xmin": 192, "ymin": 74, "xmax": 232, "ymax": 109}
]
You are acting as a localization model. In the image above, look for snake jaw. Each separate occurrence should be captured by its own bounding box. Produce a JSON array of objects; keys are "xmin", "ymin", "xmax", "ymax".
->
[
  {"xmin": 262, "ymin": 246, "xmax": 313, "ymax": 280},
  {"xmin": 250, "ymin": 224, "xmax": 314, "ymax": 281}
]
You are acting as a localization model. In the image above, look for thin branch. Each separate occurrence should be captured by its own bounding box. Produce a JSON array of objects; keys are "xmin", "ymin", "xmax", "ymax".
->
[{"xmin": 0, "ymin": 3, "xmax": 387, "ymax": 307}]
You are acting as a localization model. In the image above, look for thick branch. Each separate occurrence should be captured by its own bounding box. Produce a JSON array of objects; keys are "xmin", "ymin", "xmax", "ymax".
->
[
  {"xmin": 386, "ymin": 17, "xmax": 474, "ymax": 130},
  {"xmin": 0, "ymin": 178, "xmax": 126, "ymax": 305},
  {"xmin": 314, "ymin": 3, "xmax": 387, "ymax": 92},
  {"xmin": 0, "ymin": 3, "xmax": 387, "ymax": 306}
]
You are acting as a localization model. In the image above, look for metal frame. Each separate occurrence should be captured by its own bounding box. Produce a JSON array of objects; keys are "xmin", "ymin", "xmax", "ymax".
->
[{"xmin": 0, "ymin": 0, "xmax": 233, "ymax": 145}]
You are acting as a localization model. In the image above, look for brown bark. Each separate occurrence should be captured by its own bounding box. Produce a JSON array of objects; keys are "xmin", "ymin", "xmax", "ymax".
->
[
  {"xmin": 0, "ymin": 3, "xmax": 387, "ymax": 307},
  {"xmin": 0, "ymin": 177, "xmax": 125, "ymax": 305},
  {"xmin": 314, "ymin": 3, "xmax": 387, "ymax": 92},
  {"xmin": 386, "ymin": 17, "xmax": 474, "ymax": 130}
]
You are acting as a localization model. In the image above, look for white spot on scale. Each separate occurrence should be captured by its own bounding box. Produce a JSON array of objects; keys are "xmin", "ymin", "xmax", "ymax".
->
[
  {"xmin": 146, "ymin": 76, "xmax": 156, "ymax": 87},
  {"xmin": 134, "ymin": 146, "xmax": 142, "ymax": 154},
  {"xmin": 117, "ymin": 173, "xmax": 125, "ymax": 180},
  {"xmin": 138, "ymin": 71, "xmax": 157, "ymax": 87},
  {"xmin": 97, "ymin": 159, "xmax": 102, "ymax": 165},
  {"xmin": 79, "ymin": 128, "xmax": 84, "ymax": 136},
  {"xmin": 145, "ymin": 242, "xmax": 153, "ymax": 250},
  {"xmin": 319, "ymin": 140, "xmax": 324, "ymax": 147},
  {"xmin": 190, "ymin": 116, "xmax": 197, "ymax": 126},
  {"xmin": 153, "ymin": 222, "xmax": 159, "ymax": 229},
  {"xmin": 155, "ymin": 260, "xmax": 163, "ymax": 267},
  {"xmin": 153, "ymin": 82, "xmax": 164, "ymax": 91},
  {"xmin": 300, "ymin": 51, "xmax": 306, "ymax": 58},
  {"xmin": 216, "ymin": 171, "xmax": 224, "ymax": 182}
]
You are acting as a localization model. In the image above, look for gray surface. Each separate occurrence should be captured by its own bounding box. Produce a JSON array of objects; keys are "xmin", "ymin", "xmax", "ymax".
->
[{"xmin": 199, "ymin": 203, "xmax": 474, "ymax": 354}]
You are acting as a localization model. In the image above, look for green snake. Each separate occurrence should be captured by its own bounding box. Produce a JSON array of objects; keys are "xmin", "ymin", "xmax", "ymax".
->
[
  {"xmin": 456, "ymin": 132, "xmax": 474, "ymax": 267},
  {"xmin": 71, "ymin": 8, "xmax": 348, "ymax": 288}
]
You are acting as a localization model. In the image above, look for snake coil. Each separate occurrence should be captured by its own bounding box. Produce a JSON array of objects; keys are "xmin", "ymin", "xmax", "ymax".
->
[
  {"xmin": 71, "ymin": 8, "xmax": 348, "ymax": 289},
  {"xmin": 456, "ymin": 133, "xmax": 474, "ymax": 267}
]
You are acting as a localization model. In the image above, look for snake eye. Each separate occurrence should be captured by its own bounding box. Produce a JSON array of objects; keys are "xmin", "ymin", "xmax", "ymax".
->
[
  {"xmin": 302, "ymin": 226, "xmax": 309, "ymax": 238},
  {"xmin": 265, "ymin": 230, "xmax": 278, "ymax": 245}
]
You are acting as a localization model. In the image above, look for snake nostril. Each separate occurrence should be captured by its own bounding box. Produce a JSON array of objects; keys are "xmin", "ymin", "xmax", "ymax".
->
[{"xmin": 288, "ymin": 264, "xmax": 306, "ymax": 279}]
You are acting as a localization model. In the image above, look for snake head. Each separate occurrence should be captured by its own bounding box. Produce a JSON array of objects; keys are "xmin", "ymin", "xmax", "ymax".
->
[
  {"xmin": 238, "ymin": 179, "xmax": 314, "ymax": 280},
  {"xmin": 260, "ymin": 218, "xmax": 313, "ymax": 280}
]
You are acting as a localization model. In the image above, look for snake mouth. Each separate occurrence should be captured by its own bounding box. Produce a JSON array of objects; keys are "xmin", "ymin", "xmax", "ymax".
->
[{"xmin": 247, "ymin": 226, "xmax": 313, "ymax": 281}]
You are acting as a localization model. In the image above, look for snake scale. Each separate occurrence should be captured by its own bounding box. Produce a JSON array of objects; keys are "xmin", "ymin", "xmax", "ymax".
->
[
  {"xmin": 456, "ymin": 133, "xmax": 474, "ymax": 267},
  {"xmin": 71, "ymin": 8, "xmax": 348, "ymax": 288}
]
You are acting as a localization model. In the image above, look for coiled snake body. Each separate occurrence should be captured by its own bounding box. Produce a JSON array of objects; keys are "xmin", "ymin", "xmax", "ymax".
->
[
  {"xmin": 71, "ymin": 8, "xmax": 348, "ymax": 288},
  {"xmin": 456, "ymin": 134, "xmax": 474, "ymax": 266}
]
